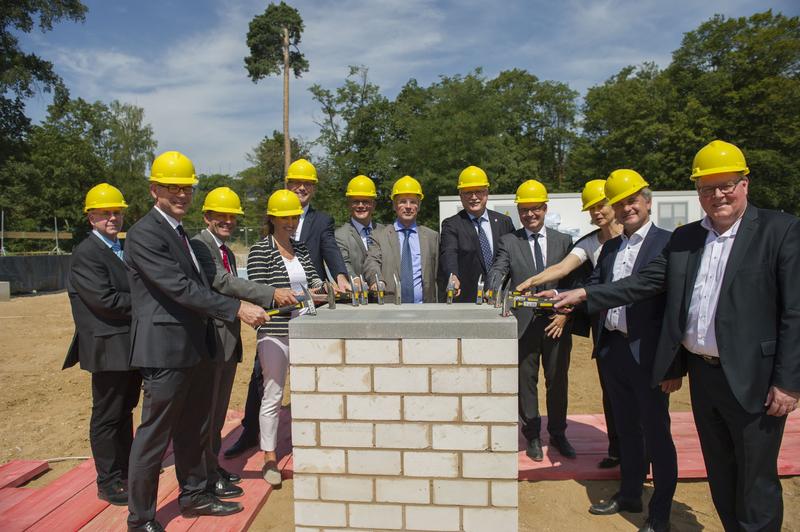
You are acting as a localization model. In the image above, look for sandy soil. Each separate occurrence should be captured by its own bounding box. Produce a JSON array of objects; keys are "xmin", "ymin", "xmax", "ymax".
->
[{"xmin": 1, "ymin": 291, "xmax": 798, "ymax": 531}]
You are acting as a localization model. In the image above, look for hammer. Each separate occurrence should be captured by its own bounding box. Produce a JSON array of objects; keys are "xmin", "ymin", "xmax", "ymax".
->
[
  {"xmin": 325, "ymin": 281, "xmax": 359, "ymax": 309},
  {"xmin": 475, "ymin": 274, "xmax": 484, "ymax": 305},
  {"xmin": 266, "ymin": 285, "xmax": 317, "ymax": 317},
  {"xmin": 445, "ymin": 273, "xmax": 457, "ymax": 304},
  {"xmin": 393, "ymin": 273, "xmax": 402, "ymax": 305}
]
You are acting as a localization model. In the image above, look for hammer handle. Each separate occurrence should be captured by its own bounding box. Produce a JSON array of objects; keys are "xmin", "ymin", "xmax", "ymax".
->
[{"xmin": 267, "ymin": 303, "xmax": 303, "ymax": 316}]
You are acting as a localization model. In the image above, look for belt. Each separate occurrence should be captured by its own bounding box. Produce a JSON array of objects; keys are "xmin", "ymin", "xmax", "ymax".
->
[{"xmin": 692, "ymin": 352, "xmax": 721, "ymax": 367}]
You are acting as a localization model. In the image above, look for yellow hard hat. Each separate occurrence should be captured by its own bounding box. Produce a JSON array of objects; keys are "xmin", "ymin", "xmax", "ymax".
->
[
  {"xmin": 391, "ymin": 175, "xmax": 424, "ymax": 200},
  {"xmin": 149, "ymin": 151, "xmax": 198, "ymax": 186},
  {"xmin": 605, "ymin": 169, "xmax": 649, "ymax": 205},
  {"xmin": 690, "ymin": 140, "xmax": 749, "ymax": 180},
  {"xmin": 457, "ymin": 165, "xmax": 490, "ymax": 190},
  {"xmin": 285, "ymin": 158, "xmax": 318, "ymax": 183},
  {"xmin": 84, "ymin": 183, "xmax": 128, "ymax": 213},
  {"xmin": 515, "ymin": 180, "xmax": 549, "ymax": 203},
  {"xmin": 345, "ymin": 175, "xmax": 377, "ymax": 198},
  {"xmin": 267, "ymin": 189, "xmax": 303, "ymax": 217},
  {"xmin": 202, "ymin": 186, "xmax": 244, "ymax": 215},
  {"xmin": 581, "ymin": 179, "xmax": 607, "ymax": 211}
]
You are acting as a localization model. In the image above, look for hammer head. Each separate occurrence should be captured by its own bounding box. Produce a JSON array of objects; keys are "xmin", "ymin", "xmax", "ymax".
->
[
  {"xmin": 348, "ymin": 275, "xmax": 359, "ymax": 306},
  {"xmin": 326, "ymin": 281, "xmax": 336, "ymax": 309},
  {"xmin": 446, "ymin": 273, "xmax": 456, "ymax": 304},
  {"xmin": 393, "ymin": 273, "xmax": 402, "ymax": 305},
  {"xmin": 358, "ymin": 275, "xmax": 369, "ymax": 305},
  {"xmin": 375, "ymin": 273, "xmax": 385, "ymax": 305},
  {"xmin": 500, "ymin": 284, "xmax": 511, "ymax": 317},
  {"xmin": 475, "ymin": 274, "xmax": 484, "ymax": 305},
  {"xmin": 301, "ymin": 285, "xmax": 317, "ymax": 316}
]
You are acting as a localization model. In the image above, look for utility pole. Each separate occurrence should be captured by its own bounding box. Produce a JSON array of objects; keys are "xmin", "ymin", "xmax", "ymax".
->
[{"xmin": 283, "ymin": 26, "xmax": 290, "ymax": 175}]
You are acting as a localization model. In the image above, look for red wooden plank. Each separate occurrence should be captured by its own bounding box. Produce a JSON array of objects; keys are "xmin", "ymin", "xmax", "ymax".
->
[
  {"xmin": 0, "ymin": 460, "xmax": 49, "ymax": 489},
  {"xmin": 0, "ymin": 487, "xmax": 38, "ymax": 513},
  {"xmin": 27, "ymin": 481, "xmax": 109, "ymax": 532}
]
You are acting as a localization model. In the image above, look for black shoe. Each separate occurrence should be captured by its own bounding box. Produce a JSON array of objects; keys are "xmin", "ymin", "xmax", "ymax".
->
[
  {"xmin": 128, "ymin": 521, "xmax": 165, "ymax": 532},
  {"xmin": 181, "ymin": 494, "xmax": 243, "ymax": 517},
  {"xmin": 210, "ymin": 477, "xmax": 244, "ymax": 499},
  {"xmin": 639, "ymin": 517, "xmax": 670, "ymax": 532},
  {"xmin": 217, "ymin": 466, "xmax": 241, "ymax": 484},
  {"xmin": 597, "ymin": 456, "xmax": 620, "ymax": 469},
  {"xmin": 98, "ymin": 481, "xmax": 128, "ymax": 506},
  {"xmin": 223, "ymin": 433, "xmax": 258, "ymax": 458},
  {"xmin": 550, "ymin": 434, "xmax": 576, "ymax": 459},
  {"xmin": 526, "ymin": 438, "xmax": 544, "ymax": 461},
  {"xmin": 589, "ymin": 494, "xmax": 643, "ymax": 515}
]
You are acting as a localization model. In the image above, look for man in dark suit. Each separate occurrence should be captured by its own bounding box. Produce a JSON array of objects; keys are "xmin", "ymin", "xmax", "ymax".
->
[
  {"xmin": 555, "ymin": 140, "xmax": 800, "ymax": 532},
  {"xmin": 64, "ymin": 183, "xmax": 141, "ymax": 507},
  {"xmin": 439, "ymin": 166, "xmax": 515, "ymax": 302},
  {"xmin": 335, "ymin": 175, "xmax": 383, "ymax": 279},
  {"xmin": 125, "ymin": 151, "xmax": 268, "ymax": 532},
  {"xmin": 488, "ymin": 179, "xmax": 575, "ymax": 461}
]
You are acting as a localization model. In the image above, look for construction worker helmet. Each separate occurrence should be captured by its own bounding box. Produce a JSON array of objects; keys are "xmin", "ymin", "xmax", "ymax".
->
[
  {"xmin": 267, "ymin": 189, "xmax": 303, "ymax": 217},
  {"xmin": 202, "ymin": 186, "xmax": 244, "ymax": 215},
  {"xmin": 457, "ymin": 166, "xmax": 490, "ymax": 190},
  {"xmin": 515, "ymin": 180, "xmax": 549, "ymax": 203},
  {"xmin": 690, "ymin": 140, "xmax": 749, "ymax": 180},
  {"xmin": 149, "ymin": 151, "xmax": 198, "ymax": 186},
  {"xmin": 391, "ymin": 175, "xmax": 424, "ymax": 200},
  {"xmin": 605, "ymin": 169, "xmax": 649, "ymax": 205},
  {"xmin": 84, "ymin": 183, "xmax": 128, "ymax": 213},
  {"xmin": 581, "ymin": 179, "xmax": 607, "ymax": 211},
  {"xmin": 345, "ymin": 175, "xmax": 377, "ymax": 198},
  {"xmin": 285, "ymin": 158, "xmax": 318, "ymax": 183}
]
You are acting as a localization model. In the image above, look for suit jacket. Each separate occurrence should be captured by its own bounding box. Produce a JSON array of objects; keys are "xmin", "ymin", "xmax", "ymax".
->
[
  {"xmin": 439, "ymin": 209, "xmax": 515, "ymax": 302},
  {"xmin": 363, "ymin": 222, "xmax": 440, "ymax": 303},
  {"xmin": 298, "ymin": 206, "xmax": 348, "ymax": 281},
  {"xmin": 587, "ymin": 204, "xmax": 800, "ymax": 413},
  {"xmin": 190, "ymin": 229, "xmax": 275, "ymax": 363},
  {"xmin": 64, "ymin": 233, "xmax": 132, "ymax": 372},
  {"xmin": 587, "ymin": 223, "xmax": 671, "ymax": 375},
  {"xmin": 489, "ymin": 226, "xmax": 573, "ymax": 338},
  {"xmin": 124, "ymin": 208, "xmax": 240, "ymax": 369},
  {"xmin": 335, "ymin": 221, "xmax": 384, "ymax": 279}
]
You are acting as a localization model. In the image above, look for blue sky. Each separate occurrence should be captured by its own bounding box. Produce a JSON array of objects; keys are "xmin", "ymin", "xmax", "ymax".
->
[{"xmin": 18, "ymin": 0, "xmax": 799, "ymax": 175}]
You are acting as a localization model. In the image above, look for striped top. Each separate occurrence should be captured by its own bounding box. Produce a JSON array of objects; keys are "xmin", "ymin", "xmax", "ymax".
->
[{"xmin": 248, "ymin": 235, "xmax": 323, "ymax": 336}]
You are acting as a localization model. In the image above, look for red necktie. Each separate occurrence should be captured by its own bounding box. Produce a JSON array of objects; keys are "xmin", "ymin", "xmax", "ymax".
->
[{"xmin": 220, "ymin": 243, "xmax": 232, "ymax": 273}]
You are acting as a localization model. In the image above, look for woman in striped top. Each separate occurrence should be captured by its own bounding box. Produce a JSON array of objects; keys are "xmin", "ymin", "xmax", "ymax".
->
[{"xmin": 247, "ymin": 190, "xmax": 324, "ymax": 487}]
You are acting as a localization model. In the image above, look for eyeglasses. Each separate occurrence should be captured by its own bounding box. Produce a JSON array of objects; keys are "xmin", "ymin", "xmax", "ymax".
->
[
  {"xmin": 159, "ymin": 184, "xmax": 194, "ymax": 195},
  {"xmin": 460, "ymin": 189, "xmax": 487, "ymax": 198},
  {"xmin": 350, "ymin": 199, "xmax": 374, "ymax": 206},
  {"xmin": 697, "ymin": 178, "xmax": 744, "ymax": 198},
  {"xmin": 518, "ymin": 204, "xmax": 546, "ymax": 215}
]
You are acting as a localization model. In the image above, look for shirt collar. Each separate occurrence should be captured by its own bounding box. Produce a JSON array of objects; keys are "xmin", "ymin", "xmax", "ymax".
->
[
  {"xmin": 204, "ymin": 228, "xmax": 225, "ymax": 248},
  {"xmin": 153, "ymin": 205, "xmax": 181, "ymax": 230},
  {"xmin": 351, "ymin": 218, "xmax": 369, "ymax": 233},
  {"xmin": 467, "ymin": 210, "xmax": 489, "ymax": 224},
  {"xmin": 92, "ymin": 229, "xmax": 119, "ymax": 248},
  {"xmin": 622, "ymin": 220, "xmax": 652, "ymax": 243},
  {"xmin": 394, "ymin": 220, "xmax": 418, "ymax": 232},
  {"xmin": 524, "ymin": 227, "xmax": 545, "ymax": 240},
  {"xmin": 701, "ymin": 214, "xmax": 742, "ymax": 238}
]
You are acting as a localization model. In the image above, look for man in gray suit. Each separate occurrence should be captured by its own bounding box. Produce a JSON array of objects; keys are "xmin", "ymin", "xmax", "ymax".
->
[
  {"xmin": 364, "ymin": 175, "xmax": 439, "ymax": 303},
  {"xmin": 489, "ymin": 179, "xmax": 575, "ymax": 461},
  {"xmin": 335, "ymin": 175, "xmax": 383, "ymax": 279}
]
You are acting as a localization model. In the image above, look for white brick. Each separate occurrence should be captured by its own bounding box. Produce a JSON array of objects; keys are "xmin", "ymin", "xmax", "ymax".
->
[
  {"xmin": 292, "ymin": 338, "xmax": 343, "ymax": 365},
  {"xmin": 492, "ymin": 480, "xmax": 518, "ymax": 507},
  {"xmin": 376, "ymin": 478, "xmax": 430, "ymax": 504},
  {"xmin": 491, "ymin": 424, "xmax": 520, "ymax": 452},
  {"xmin": 462, "ymin": 395, "xmax": 517, "ymax": 422},
  {"xmin": 401, "ymin": 338, "xmax": 459, "ymax": 364},
  {"xmin": 432, "ymin": 424, "xmax": 488, "ymax": 451},
  {"xmin": 292, "ymin": 393, "xmax": 344, "ymax": 420},
  {"xmin": 294, "ymin": 501, "xmax": 346, "ymax": 527},
  {"xmin": 433, "ymin": 479, "xmax": 489, "ymax": 506},
  {"xmin": 348, "ymin": 449, "xmax": 402, "ymax": 475},
  {"xmin": 374, "ymin": 367, "xmax": 428, "ymax": 393},
  {"xmin": 461, "ymin": 338, "xmax": 517, "ymax": 365},
  {"xmin": 320, "ymin": 475, "xmax": 373, "ymax": 502},
  {"xmin": 346, "ymin": 394, "xmax": 401, "ymax": 420},
  {"xmin": 463, "ymin": 508, "xmax": 518, "ymax": 532},
  {"xmin": 293, "ymin": 474, "xmax": 319, "ymax": 499},
  {"xmin": 292, "ymin": 421, "xmax": 318, "ymax": 447},
  {"xmin": 345, "ymin": 339, "xmax": 400, "ymax": 364},
  {"xmin": 349, "ymin": 503, "xmax": 402, "ymax": 529},
  {"xmin": 317, "ymin": 366, "xmax": 371, "ymax": 392},
  {"xmin": 293, "ymin": 448, "xmax": 346, "ymax": 474},
  {"xmin": 462, "ymin": 452, "xmax": 518, "ymax": 479},
  {"xmin": 405, "ymin": 505, "xmax": 461, "ymax": 531},
  {"xmin": 404, "ymin": 451, "xmax": 459, "ymax": 478},
  {"xmin": 404, "ymin": 396, "xmax": 459, "ymax": 422},
  {"xmin": 320, "ymin": 422, "xmax": 373, "ymax": 448},
  {"xmin": 431, "ymin": 367, "xmax": 487, "ymax": 393},
  {"xmin": 375, "ymin": 423, "xmax": 430, "ymax": 449},
  {"xmin": 290, "ymin": 366, "xmax": 316, "ymax": 391},
  {"xmin": 295, "ymin": 527, "xmax": 319, "ymax": 532},
  {"xmin": 490, "ymin": 367, "xmax": 518, "ymax": 393}
]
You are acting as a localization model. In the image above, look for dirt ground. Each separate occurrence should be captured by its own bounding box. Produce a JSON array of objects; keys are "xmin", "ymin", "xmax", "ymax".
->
[{"xmin": 1, "ymin": 291, "xmax": 798, "ymax": 531}]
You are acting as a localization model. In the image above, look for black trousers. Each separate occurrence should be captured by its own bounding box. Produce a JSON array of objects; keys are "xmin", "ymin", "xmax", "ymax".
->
[
  {"xmin": 205, "ymin": 355, "xmax": 239, "ymax": 481},
  {"xmin": 239, "ymin": 354, "xmax": 264, "ymax": 441},
  {"xmin": 127, "ymin": 358, "xmax": 214, "ymax": 528},
  {"xmin": 518, "ymin": 317, "xmax": 571, "ymax": 442},
  {"xmin": 595, "ymin": 357, "xmax": 621, "ymax": 459},
  {"xmin": 598, "ymin": 330, "xmax": 677, "ymax": 522},
  {"xmin": 688, "ymin": 355, "xmax": 786, "ymax": 532},
  {"xmin": 90, "ymin": 370, "xmax": 142, "ymax": 489}
]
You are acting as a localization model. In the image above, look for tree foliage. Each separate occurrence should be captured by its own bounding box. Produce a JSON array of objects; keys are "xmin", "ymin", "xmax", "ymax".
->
[{"xmin": 244, "ymin": 1, "xmax": 309, "ymax": 80}]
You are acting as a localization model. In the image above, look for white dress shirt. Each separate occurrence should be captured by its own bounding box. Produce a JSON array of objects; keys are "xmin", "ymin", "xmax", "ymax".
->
[
  {"xmin": 682, "ymin": 216, "xmax": 742, "ymax": 357},
  {"xmin": 468, "ymin": 210, "xmax": 494, "ymax": 255},
  {"xmin": 154, "ymin": 206, "xmax": 200, "ymax": 272},
  {"xmin": 523, "ymin": 227, "xmax": 547, "ymax": 270},
  {"xmin": 605, "ymin": 220, "xmax": 652, "ymax": 334}
]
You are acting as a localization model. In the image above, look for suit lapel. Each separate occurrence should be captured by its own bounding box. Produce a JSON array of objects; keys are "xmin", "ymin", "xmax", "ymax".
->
[
  {"xmin": 386, "ymin": 224, "xmax": 402, "ymax": 272},
  {"xmin": 488, "ymin": 210, "xmax": 504, "ymax": 245},
  {"xmin": 602, "ymin": 237, "xmax": 621, "ymax": 283},
  {"xmin": 516, "ymin": 230, "xmax": 536, "ymax": 273},
  {"xmin": 632, "ymin": 224, "xmax": 659, "ymax": 272},
  {"xmin": 419, "ymin": 228, "xmax": 431, "ymax": 282},
  {"xmin": 460, "ymin": 211, "xmax": 484, "ymax": 270},
  {"xmin": 681, "ymin": 224, "xmax": 709, "ymax": 316},
  {"xmin": 300, "ymin": 207, "xmax": 315, "ymax": 242},
  {"xmin": 151, "ymin": 209, "xmax": 201, "ymax": 281},
  {"xmin": 719, "ymin": 205, "xmax": 758, "ymax": 295}
]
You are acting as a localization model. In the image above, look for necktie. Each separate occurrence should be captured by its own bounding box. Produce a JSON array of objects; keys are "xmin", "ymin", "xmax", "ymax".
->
[
  {"xmin": 110, "ymin": 241, "xmax": 123, "ymax": 261},
  {"xmin": 474, "ymin": 217, "xmax": 493, "ymax": 271},
  {"xmin": 219, "ymin": 243, "xmax": 232, "ymax": 274},
  {"xmin": 400, "ymin": 228, "xmax": 415, "ymax": 303},
  {"xmin": 363, "ymin": 226, "xmax": 373, "ymax": 249},
  {"xmin": 531, "ymin": 233, "xmax": 544, "ymax": 275},
  {"xmin": 176, "ymin": 225, "xmax": 191, "ymax": 254}
]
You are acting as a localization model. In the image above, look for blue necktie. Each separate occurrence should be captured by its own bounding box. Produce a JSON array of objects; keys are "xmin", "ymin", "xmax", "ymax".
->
[
  {"xmin": 363, "ymin": 226, "xmax": 373, "ymax": 249},
  {"xmin": 474, "ymin": 217, "xmax": 493, "ymax": 271},
  {"xmin": 400, "ymin": 228, "xmax": 415, "ymax": 303},
  {"xmin": 531, "ymin": 233, "xmax": 544, "ymax": 275},
  {"xmin": 110, "ymin": 241, "xmax": 123, "ymax": 261}
]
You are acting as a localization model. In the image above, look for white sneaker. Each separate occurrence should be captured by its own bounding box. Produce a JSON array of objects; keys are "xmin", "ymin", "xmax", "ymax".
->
[{"xmin": 263, "ymin": 464, "xmax": 282, "ymax": 487}]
